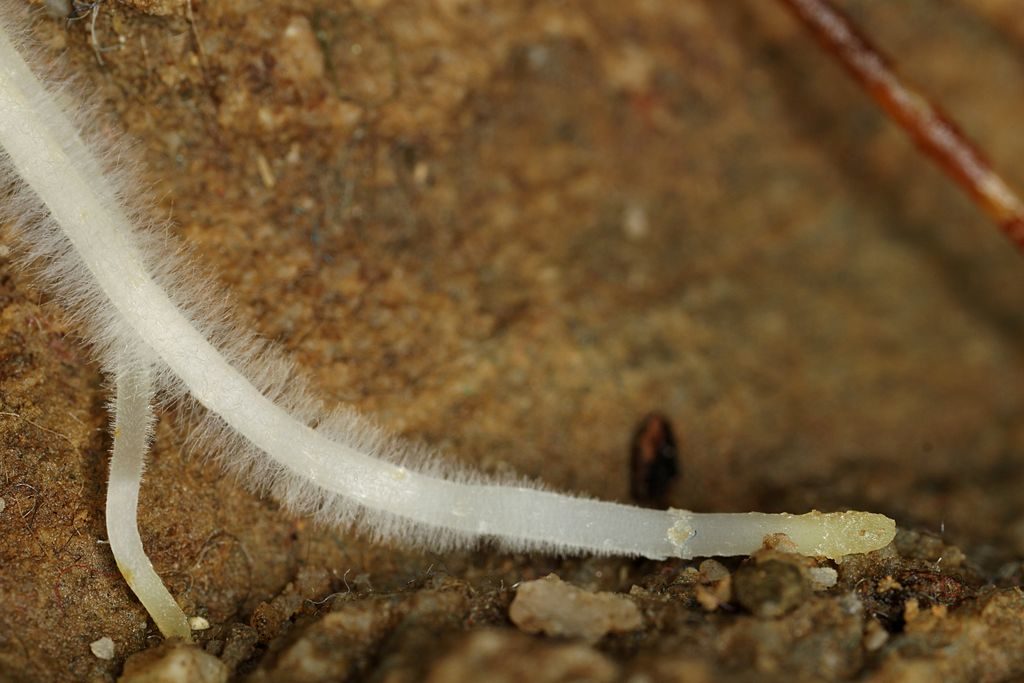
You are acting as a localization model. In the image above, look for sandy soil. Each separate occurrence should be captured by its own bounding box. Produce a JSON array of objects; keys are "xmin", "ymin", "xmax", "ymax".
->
[{"xmin": 2, "ymin": 0, "xmax": 1024, "ymax": 680}]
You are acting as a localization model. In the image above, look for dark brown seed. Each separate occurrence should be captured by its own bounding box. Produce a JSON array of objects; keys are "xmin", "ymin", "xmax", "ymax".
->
[{"xmin": 630, "ymin": 412, "xmax": 680, "ymax": 508}]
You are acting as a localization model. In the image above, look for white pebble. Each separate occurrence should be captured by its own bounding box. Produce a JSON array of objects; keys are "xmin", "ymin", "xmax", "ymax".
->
[
  {"xmin": 90, "ymin": 636, "xmax": 115, "ymax": 660},
  {"xmin": 119, "ymin": 644, "xmax": 227, "ymax": 683},
  {"xmin": 509, "ymin": 574, "xmax": 642, "ymax": 643},
  {"xmin": 188, "ymin": 616, "xmax": 211, "ymax": 631},
  {"xmin": 809, "ymin": 566, "xmax": 839, "ymax": 590}
]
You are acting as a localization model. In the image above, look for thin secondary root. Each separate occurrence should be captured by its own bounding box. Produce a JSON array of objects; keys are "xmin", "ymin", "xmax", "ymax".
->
[
  {"xmin": 779, "ymin": 0, "xmax": 1024, "ymax": 250},
  {"xmin": 106, "ymin": 363, "xmax": 191, "ymax": 641}
]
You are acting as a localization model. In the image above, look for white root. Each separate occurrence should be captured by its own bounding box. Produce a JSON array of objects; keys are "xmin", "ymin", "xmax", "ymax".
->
[
  {"xmin": 0, "ymin": 2, "xmax": 896, "ymax": 638},
  {"xmin": 107, "ymin": 363, "xmax": 192, "ymax": 641}
]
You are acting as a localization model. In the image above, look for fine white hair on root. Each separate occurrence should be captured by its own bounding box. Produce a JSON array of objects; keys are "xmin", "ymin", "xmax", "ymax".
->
[
  {"xmin": 0, "ymin": 0, "xmax": 896, "ymax": 619},
  {"xmin": 0, "ymin": 0, "xmax": 678, "ymax": 559}
]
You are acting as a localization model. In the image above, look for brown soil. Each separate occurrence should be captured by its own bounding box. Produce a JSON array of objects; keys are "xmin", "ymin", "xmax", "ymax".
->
[{"xmin": 2, "ymin": 0, "xmax": 1024, "ymax": 680}]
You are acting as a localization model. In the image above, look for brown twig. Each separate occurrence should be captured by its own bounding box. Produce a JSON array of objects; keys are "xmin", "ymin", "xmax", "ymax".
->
[{"xmin": 778, "ymin": 0, "xmax": 1024, "ymax": 251}]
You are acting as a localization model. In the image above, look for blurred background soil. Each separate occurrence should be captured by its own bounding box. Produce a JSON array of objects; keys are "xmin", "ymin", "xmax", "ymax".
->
[{"xmin": 2, "ymin": 0, "xmax": 1024, "ymax": 680}]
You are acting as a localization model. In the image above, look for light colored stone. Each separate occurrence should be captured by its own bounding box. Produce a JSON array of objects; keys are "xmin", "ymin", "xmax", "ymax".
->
[
  {"xmin": 118, "ymin": 644, "xmax": 227, "ymax": 683},
  {"xmin": 809, "ymin": 566, "xmax": 838, "ymax": 590},
  {"xmin": 90, "ymin": 636, "xmax": 115, "ymax": 660},
  {"xmin": 509, "ymin": 574, "xmax": 642, "ymax": 643},
  {"xmin": 188, "ymin": 616, "xmax": 211, "ymax": 631}
]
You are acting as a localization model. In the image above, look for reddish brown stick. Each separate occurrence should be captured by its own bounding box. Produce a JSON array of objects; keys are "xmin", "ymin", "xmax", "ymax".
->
[{"xmin": 778, "ymin": 0, "xmax": 1024, "ymax": 251}]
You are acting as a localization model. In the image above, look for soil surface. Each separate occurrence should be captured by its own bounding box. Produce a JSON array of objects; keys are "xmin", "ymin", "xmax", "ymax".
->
[{"xmin": 2, "ymin": 0, "xmax": 1024, "ymax": 681}]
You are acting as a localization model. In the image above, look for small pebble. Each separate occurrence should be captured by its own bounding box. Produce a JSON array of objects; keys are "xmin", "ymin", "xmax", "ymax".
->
[
  {"xmin": 732, "ymin": 560, "xmax": 809, "ymax": 618},
  {"xmin": 275, "ymin": 15, "xmax": 326, "ymax": 85},
  {"xmin": 509, "ymin": 574, "xmax": 642, "ymax": 643},
  {"xmin": 903, "ymin": 597, "xmax": 921, "ymax": 623},
  {"xmin": 695, "ymin": 579, "xmax": 731, "ymax": 612},
  {"xmin": 188, "ymin": 616, "xmax": 211, "ymax": 631},
  {"xmin": 808, "ymin": 566, "xmax": 838, "ymax": 590},
  {"xmin": 90, "ymin": 636, "xmax": 115, "ymax": 660},
  {"xmin": 118, "ymin": 643, "xmax": 227, "ymax": 683},
  {"xmin": 863, "ymin": 619, "xmax": 889, "ymax": 651},
  {"xmin": 695, "ymin": 559, "xmax": 732, "ymax": 611},
  {"xmin": 0, "ymin": 498, "xmax": 6, "ymax": 514},
  {"xmin": 698, "ymin": 559, "xmax": 730, "ymax": 583}
]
